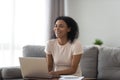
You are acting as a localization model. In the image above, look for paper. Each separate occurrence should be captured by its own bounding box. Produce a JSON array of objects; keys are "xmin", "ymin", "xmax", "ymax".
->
[{"xmin": 59, "ymin": 75, "xmax": 84, "ymax": 80}]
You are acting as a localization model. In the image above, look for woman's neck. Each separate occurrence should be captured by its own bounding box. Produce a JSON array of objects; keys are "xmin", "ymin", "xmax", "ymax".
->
[{"xmin": 57, "ymin": 38, "xmax": 68, "ymax": 45}]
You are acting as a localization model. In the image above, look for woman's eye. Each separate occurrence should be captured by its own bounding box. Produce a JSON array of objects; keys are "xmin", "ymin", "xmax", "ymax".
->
[
  {"xmin": 54, "ymin": 24, "xmax": 65, "ymax": 28},
  {"xmin": 59, "ymin": 25, "xmax": 64, "ymax": 28}
]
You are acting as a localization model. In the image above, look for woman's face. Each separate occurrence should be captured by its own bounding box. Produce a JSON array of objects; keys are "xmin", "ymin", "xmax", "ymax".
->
[{"xmin": 53, "ymin": 20, "xmax": 71, "ymax": 39}]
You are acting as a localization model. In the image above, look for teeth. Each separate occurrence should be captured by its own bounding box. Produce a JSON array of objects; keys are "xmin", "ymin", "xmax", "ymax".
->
[
  {"xmin": 57, "ymin": 32, "xmax": 60, "ymax": 34},
  {"xmin": 56, "ymin": 32, "xmax": 60, "ymax": 36}
]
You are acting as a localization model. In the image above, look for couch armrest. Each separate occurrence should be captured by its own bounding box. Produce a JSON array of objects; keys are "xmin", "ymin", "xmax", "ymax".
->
[{"xmin": 1, "ymin": 66, "xmax": 22, "ymax": 79}]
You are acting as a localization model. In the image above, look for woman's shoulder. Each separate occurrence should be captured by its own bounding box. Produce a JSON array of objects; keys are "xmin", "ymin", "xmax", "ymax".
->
[
  {"xmin": 46, "ymin": 39, "xmax": 57, "ymax": 45},
  {"xmin": 71, "ymin": 39, "xmax": 83, "ymax": 48}
]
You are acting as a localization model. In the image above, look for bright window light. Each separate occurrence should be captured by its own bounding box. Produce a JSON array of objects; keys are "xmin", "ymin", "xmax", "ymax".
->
[{"xmin": 0, "ymin": 0, "xmax": 48, "ymax": 67}]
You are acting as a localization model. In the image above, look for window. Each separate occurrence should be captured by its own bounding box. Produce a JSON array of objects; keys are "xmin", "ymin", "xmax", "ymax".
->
[{"xmin": 0, "ymin": 0, "xmax": 48, "ymax": 67}]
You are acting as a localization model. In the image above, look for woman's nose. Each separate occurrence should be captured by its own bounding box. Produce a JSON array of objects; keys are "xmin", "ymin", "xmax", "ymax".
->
[
  {"xmin": 55, "ymin": 26, "xmax": 59, "ymax": 30},
  {"xmin": 54, "ymin": 27, "xmax": 58, "ymax": 31}
]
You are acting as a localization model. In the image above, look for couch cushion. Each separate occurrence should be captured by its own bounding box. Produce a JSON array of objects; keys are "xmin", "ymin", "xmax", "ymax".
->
[
  {"xmin": 98, "ymin": 47, "xmax": 120, "ymax": 80},
  {"xmin": 2, "ymin": 67, "xmax": 22, "ymax": 79},
  {"xmin": 80, "ymin": 46, "xmax": 98, "ymax": 78},
  {"xmin": 23, "ymin": 45, "xmax": 45, "ymax": 57}
]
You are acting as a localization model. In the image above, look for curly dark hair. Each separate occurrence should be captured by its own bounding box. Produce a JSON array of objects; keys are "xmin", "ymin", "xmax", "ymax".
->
[{"xmin": 52, "ymin": 16, "xmax": 79, "ymax": 43}]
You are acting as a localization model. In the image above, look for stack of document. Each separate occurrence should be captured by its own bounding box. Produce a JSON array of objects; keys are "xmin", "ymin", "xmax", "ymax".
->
[{"xmin": 59, "ymin": 75, "xmax": 84, "ymax": 80}]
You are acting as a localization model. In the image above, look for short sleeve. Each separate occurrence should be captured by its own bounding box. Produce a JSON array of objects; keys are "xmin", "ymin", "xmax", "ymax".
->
[
  {"xmin": 72, "ymin": 40, "xmax": 83, "ymax": 55},
  {"xmin": 44, "ymin": 40, "xmax": 52, "ymax": 55}
]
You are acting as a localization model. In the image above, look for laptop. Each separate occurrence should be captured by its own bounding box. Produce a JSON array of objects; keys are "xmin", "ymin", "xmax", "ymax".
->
[{"xmin": 19, "ymin": 57, "xmax": 55, "ymax": 79}]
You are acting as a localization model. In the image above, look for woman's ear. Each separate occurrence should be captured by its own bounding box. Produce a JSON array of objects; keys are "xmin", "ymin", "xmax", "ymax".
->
[{"xmin": 68, "ymin": 27, "xmax": 71, "ymax": 32}]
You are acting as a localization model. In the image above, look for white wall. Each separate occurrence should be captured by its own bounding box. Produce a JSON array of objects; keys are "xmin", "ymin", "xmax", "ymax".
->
[{"xmin": 65, "ymin": 0, "xmax": 120, "ymax": 47}]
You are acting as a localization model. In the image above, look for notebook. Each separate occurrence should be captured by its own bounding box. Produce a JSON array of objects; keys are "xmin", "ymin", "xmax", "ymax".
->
[{"xmin": 19, "ymin": 57, "xmax": 54, "ymax": 79}]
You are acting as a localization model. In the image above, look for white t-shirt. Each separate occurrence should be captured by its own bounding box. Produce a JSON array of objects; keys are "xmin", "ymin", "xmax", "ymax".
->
[{"xmin": 44, "ymin": 39, "xmax": 83, "ymax": 76}]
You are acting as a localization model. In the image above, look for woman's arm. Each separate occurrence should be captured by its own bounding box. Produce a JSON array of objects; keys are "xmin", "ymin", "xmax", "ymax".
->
[
  {"xmin": 46, "ymin": 54, "xmax": 54, "ymax": 72},
  {"xmin": 49, "ymin": 54, "xmax": 82, "ymax": 75}
]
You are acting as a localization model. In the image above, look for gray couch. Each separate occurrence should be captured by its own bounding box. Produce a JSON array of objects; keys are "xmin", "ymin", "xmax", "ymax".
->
[{"xmin": 0, "ymin": 45, "xmax": 120, "ymax": 80}]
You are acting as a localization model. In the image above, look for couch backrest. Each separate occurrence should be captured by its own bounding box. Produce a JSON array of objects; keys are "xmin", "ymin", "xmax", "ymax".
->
[
  {"xmin": 23, "ymin": 45, "xmax": 46, "ymax": 57},
  {"xmin": 80, "ymin": 46, "xmax": 99, "ymax": 78},
  {"xmin": 97, "ymin": 47, "xmax": 120, "ymax": 80}
]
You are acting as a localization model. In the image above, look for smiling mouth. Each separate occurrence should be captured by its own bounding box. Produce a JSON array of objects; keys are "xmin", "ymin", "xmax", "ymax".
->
[
  {"xmin": 55, "ymin": 32, "xmax": 61, "ymax": 36},
  {"xmin": 56, "ymin": 33, "xmax": 60, "ymax": 36},
  {"xmin": 56, "ymin": 31, "xmax": 61, "ymax": 34}
]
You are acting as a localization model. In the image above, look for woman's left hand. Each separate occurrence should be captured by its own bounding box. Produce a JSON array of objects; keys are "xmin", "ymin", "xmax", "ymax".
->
[
  {"xmin": 49, "ymin": 71, "xmax": 60, "ymax": 78},
  {"xmin": 49, "ymin": 71, "xmax": 56, "ymax": 75}
]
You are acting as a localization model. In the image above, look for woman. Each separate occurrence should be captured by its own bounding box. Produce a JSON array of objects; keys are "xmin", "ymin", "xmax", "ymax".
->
[{"xmin": 44, "ymin": 16, "xmax": 83, "ymax": 76}]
